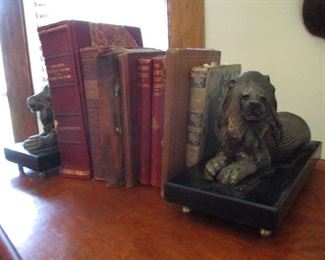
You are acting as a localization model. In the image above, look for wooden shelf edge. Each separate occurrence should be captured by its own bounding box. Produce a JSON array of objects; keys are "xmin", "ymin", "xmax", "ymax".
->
[{"xmin": 0, "ymin": 225, "xmax": 22, "ymax": 260}]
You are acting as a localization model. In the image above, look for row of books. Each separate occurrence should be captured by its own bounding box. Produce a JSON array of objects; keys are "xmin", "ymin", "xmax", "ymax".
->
[{"xmin": 38, "ymin": 20, "xmax": 240, "ymax": 193}]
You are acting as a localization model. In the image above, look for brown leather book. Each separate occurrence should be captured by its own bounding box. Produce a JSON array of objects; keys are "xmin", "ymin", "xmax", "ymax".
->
[
  {"xmin": 96, "ymin": 49, "xmax": 127, "ymax": 186},
  {"xmin": 118, "ymin": 49, "xmax": 164, "ymax": 187},
  {"xmin": 38, "ymin": 20, "xmax": 142, "ymax": 179},
  {"xmin": 161, "ymin": 48, "xmax": 221, "ymax": 194},
  {"xmin": 80, "ymin": 46, "xmax": 114, "ymax": 180}
]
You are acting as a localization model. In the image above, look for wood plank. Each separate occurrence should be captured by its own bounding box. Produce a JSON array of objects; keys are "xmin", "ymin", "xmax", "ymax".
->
[
  {"xmin": 0, "ymin": 157, "xmax": 324, "ymax": 259},
  {"xmin": 0, "ymin": 0, "xmax": 37, "ymax": 142},
  {"xmin": 168, "ymin": 0, "xmax": 205, "ymax": 48},
  {"xmin": 316, "ymin": 158, "xmax": 325, "ymax": 171}
]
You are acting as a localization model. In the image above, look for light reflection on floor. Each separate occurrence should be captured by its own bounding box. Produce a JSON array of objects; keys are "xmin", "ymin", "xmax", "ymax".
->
[{"xmin": 0, "ymin": 157, "xmax": 39, "ymax": 248}]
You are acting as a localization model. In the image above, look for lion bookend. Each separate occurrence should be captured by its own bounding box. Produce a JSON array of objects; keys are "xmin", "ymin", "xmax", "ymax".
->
[
  {"xmin": 4, "ymin": 85, "xmax": 60, "ymax": 176},
  {"xmin": 164, "ymin": 70, "xmax": 321, "ymax": 235},
  {"xmin": 23, "ymin": 85, "xmax": 57, "ymax": 151},
  {"xmin": 204, "ymin": 71, "xmax": 311, "ymax": 185}
]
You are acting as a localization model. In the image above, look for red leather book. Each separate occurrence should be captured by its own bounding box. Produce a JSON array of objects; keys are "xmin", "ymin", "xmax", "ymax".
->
[
  {"xmin": 136, "ymin": 58, "xmax": 153, "ymax": 185},
  {"xmin": 150, "ymin": 56, "xmax": 166, "ymax": 187},
  {"xmin": 161, "ymin": 48, "xmax": 221, "ymax": 194},
  {"xmin": 38, "ymin": 20, "xmax": 142, "ymax": 178},
  {"xmin": 118, "ymin": 49, "xmax": 164, "ymax": 187}
]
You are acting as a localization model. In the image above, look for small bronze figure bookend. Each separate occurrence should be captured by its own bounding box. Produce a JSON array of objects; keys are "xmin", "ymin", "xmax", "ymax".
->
[
  {"xmin": 23, "ymin": 85, "xmax": 57, "ymax": 151},
  {"xmin": 205, "ymin": 71, "xmax": 311, "ymax": 185}
]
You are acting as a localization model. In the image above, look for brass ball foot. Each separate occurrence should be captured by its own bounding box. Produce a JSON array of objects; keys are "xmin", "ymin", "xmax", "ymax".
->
[
  {"xmin": 38, "ymin": 171, "xmax": 47, "ymax": 177},
  {"xmin": 182, "ymin": 206, "xmax": 191, "ymax": 214},
  {"xmin": 260, "ymin": 228, "xmax": 272, "ymax": 237}
]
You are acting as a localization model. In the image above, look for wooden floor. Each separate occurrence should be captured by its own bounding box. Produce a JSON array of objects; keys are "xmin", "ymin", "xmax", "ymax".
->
[{"xmin": 0, "ymin": 157, "xmax": 325, "ymax": 260}]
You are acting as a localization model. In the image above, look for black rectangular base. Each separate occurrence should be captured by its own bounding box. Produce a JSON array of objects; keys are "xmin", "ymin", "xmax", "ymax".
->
[
  {"xmin": 4, "ymin": 143, "xmax": 61, "ymax": 172},
  {"xmin": 164, "ymin": 141, "xmax": 322, "ymax": 231}
]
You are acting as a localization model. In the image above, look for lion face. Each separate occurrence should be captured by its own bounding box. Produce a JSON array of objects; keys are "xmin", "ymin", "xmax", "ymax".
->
[
  {"xmin": 225, "ymin": 71, "xmax": 277, "ymax": 124},
  {"xmin": 27, "ymin": 85, "xmax": 51, "ymax": 112},
  {"xmin": 26, "ymin": 85, "xmax": 54, "ymax": 132},
  {"xmin": 240, "ymin": 84, "xmax": 267, "ymax": 122}
]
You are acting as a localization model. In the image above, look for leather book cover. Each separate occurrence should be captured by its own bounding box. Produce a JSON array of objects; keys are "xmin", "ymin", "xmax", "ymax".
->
[
  {"xmin": 118, "ymin": 49, "xmax": 164, "ymax": 187},
  {"xmin": 161, "ymin": 48, "xmax": 221, "ymax": 193},
  {"xmin": 38, "ymin": 20, "xmax": 94, "ymax": 178},
  {"xmin": 136, "ymin": 58, "xmax": 153, "ymax": 185},
  {"xmin": 96, "ymin": 49, "xmax": 126, "ymax": 186},
  {"xmin": 185, "ymin": 64, "xmax": 241, "ymax": 168},
  {"xmin": 38, "ymin": 20, "xmax": 142, "ymax": 179},
  {"xmin": 89, "ymin": 23, "xmax": 143, "ymax": 47},
  {"xmin": 150, "ymin": 56, "xmax": 166, "ymax": 187},
  {"xmin": 80, "ymin": 46, "xmax": 114, "ymax": 180}
]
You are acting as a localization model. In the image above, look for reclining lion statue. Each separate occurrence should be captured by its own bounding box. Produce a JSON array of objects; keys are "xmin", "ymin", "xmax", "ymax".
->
[
  {"xmin": 205, "ymin": 71, "xmax": 311, "ymax": 185},
  {"xmin": 23, "ymin": 85, "xmax": 57, "ymax": 151}
]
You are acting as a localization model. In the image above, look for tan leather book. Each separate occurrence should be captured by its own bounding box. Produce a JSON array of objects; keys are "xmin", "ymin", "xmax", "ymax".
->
[{"xmin": 161, "ymin": 48, "xmax": 221, "ymax": 194}]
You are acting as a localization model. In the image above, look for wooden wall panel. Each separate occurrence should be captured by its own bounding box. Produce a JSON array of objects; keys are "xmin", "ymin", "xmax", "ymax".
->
[
  {"xmin": 0, "ymin": 0, "xmax": 37, "ymax": 142},
  {"xmin": 168, "ymin": 0, "xmax": 205, "ymax": 48}
]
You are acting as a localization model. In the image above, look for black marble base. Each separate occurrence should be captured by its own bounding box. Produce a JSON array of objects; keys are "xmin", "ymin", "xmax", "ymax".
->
[
  {"xmin": 164, "ymin": 141, "xmax": 322, "ymax": 232},
  {"xmin": 4, "ymin": 143, "xmax": 61, "ymax": 175}
]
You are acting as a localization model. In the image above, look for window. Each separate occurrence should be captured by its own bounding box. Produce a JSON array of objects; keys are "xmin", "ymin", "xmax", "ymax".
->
[
  {"xmin": 0, "ymin": 44, "xmax": 14, "ymax": 148},
  {"xmin": 23, "ymin": 0, "xmax": 168, "ymax": 91}
]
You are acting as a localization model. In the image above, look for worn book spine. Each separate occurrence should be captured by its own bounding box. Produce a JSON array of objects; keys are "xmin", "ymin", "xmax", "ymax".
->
[
  {"xmin": 80, "ymin": 47, "xmax": 109, "ymax": 180},
  {"xmin": 185, "ymin": 64, "xmax": 242, "ymax": 167},
  {"xmin": 150, "ymin": 56, "xmax": 166, "ymax": 187},
  {"xmin": 38, "ymin": 20, "xmax": 142, "ymax": 179},
  {"xmin": 118, "ymin": 54, "xmax": 138, "ymax": 187},
  {"xmin": 161, "ymin": 48, "xmax": 221, "ymax": 195},
  {"xmin": 137, "ymin": 58, "xmax": 153, "ymax": 185},
  {"xmin": 96, "ymin": 50, "xmax": 125, "ymax": 186},
  {"xmin": 185, "ymin": 66, "xmax": 209, "ymax": 168},
  {"xmin": 81, "ymin": 47, "xmax": 127, "ymax": 185}
]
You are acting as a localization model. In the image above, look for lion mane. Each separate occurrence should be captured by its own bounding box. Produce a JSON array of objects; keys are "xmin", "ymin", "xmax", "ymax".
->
[{"xmin": 217, "ymin": 71, "xmax": 282, "ymax": 164}]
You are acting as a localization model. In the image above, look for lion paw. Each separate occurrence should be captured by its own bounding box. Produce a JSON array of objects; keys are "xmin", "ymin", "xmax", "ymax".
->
[
  {"xmin": 217, "ymin": 164, "xmax": 243, "ymax": 185},
  {"xmin": 23, "ymin": 132, "xmax": 56, "ymax": 151},
  {"xmin": 204, "ymin": 159, "xmax": 218, "ymax": 181},
  {"xmin": 217, "ymin": 161, "xmax": 257, "ymax": 185},
  {"xmin": 23, "ymin": 136, "xmax": 44, "ymax": 151},
  {"xmin": 204, "ymin": 154, "xmax": 227, "ymax": 181}
]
